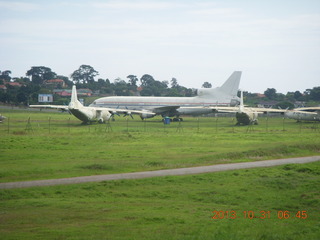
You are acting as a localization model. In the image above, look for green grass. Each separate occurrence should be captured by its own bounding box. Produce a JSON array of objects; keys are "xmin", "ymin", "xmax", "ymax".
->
[
  {"xmin": 0, "ymin": 109, "xmax": 320, "ymax": 182},
  {"xmin": 1, "ymin": 109, "xmax": 320, "ymax": 239},
  {"xmin": 1, "ymin": 162, "xmax": 319, "ymax": 239}
]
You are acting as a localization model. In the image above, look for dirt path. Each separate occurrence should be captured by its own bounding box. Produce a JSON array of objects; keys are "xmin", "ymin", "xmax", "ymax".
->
[{"xmin": 1, "ymin": 156, "xmax": 319, "ymax": 189}]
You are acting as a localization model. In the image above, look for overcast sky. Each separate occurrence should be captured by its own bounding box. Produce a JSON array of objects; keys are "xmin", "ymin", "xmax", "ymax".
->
[{"xmin": 1, "ymin": 0, "xmax": 319, "ymax": 93}]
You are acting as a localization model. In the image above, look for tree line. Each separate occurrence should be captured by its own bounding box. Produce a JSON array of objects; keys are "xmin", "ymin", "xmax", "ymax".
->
[{"xmin": 0, "ymin": 65, "xmax": 319, "ymax": 107}]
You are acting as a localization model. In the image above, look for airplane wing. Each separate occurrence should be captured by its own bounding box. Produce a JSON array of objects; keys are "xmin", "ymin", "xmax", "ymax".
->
[
  {"xmin": 92, "ymin": 107, "xmax": 156, "ymax": 116},
  {"xmin": 30, "ymin": 104, "xmax": 155, "ymax": 117},
  {"xmin": 289, "ymin": 110, "xmax": 318, "ymax": 115},
  {"xmin": 189, "ymin": 106, "xmax": 287, "ymax": 114},
  {"xmin": 294, "ymin": 107, "xmax": 320, "ymax": 112},
  {"xmin": 29, "ymin": 105, "xmax": 69, "ymax": 111},
  {"xmin": 208, "ymin": 106, "xmax": 239, "ymax": 112},
  {"xmin": 152, "ymin": 106, "xmax": 180, "ymax": 114},
  {"xmin": 247, "ymin": 107, "xmax": 287, "ymax": 114}
]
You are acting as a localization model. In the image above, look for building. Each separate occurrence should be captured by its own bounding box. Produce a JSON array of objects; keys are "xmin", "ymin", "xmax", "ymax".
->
[
  {"xmin": 53, "ymin": 88, "xmax": 92, "ymax": 97},
  {"xmin": 44, "ymin": 79, "xmax": 66, "ymax": 88},
  {"xmin": 0, "ymin": 81, "xmax": 23, "ymax": 91}
]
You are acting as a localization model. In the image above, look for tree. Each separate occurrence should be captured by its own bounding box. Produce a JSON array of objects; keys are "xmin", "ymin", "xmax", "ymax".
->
[
  {"xmin": 26, "ymin": 66, "xmax": 56, "ymax": 85},
  {"xmin": 139, "ymin": 74, "xmax": 169, "ymax": 96},
  {"xmin": 16, "ymin": 91, "xmax": 28, "ymax": 104},
  {"xmin": 202, "ymin": 82, "xmax": 212, "ymax": 88},
  {"xmin": 12, "ymin": 77, "xmax": 30, "ymax": 85},
  {"xmin": 56, "ymin": 75, "xmax": 73, "ymax": 87},
  {"xmin": 0, "ymin": 70, "xmax": 12, "ymax": 81},
  {"xmin": 171, "ymin": 78, "xmax": 179, "ymax": 88},
  {"xmin": 2, "ymin": 84, "xmax": 18, "ymax": 104},
  {"xmin": 309, "ymin": 87, "xmax": 320, "ymax": 101},
  {"xmin": 275, "ymin": 101, "xmax": 294, "ymax": 110},
  {"xmin": 264, "ymin": 88, "xmax": 277, "ymax": 100},
  {"xmin": 71, "ymin": 65, "xmax": 99, "ymax": 84},
  {"xmin": 166, "ymin": 88, "xmax": 182, "ymax": 97},
  {"xmin": 127, "ymin": 75, "xmax": 138, "ymax": 86},
  {"xmin": 140, "ymin": 74, "xmax": 155, "ymax": 86},
  {"xmin": 113, "ymin": 78, "xmax": 129, "ymax": 96},
  {"xmin": 127, "ymin": 75, "xmax": 138, "ymax": 92}
]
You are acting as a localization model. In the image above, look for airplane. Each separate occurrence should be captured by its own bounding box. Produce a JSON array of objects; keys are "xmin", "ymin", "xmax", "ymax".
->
[
  {"xmin": 0, "ymin": 114, "xmax": 6, "ymax": 123},
  {"xmin": 285, "ymin": 107, "xmax": 320, "ymax": 122},
  {"xmin": 89, "ymin": 71, "xmax": 242, "ymax": 121},
  {"xmin": 29, "ymin": 85, "xmax": 155, "ymax": 124},
  {"xmin": 203, "ymin": 91, "xmax": 286, "ymax": 125}
]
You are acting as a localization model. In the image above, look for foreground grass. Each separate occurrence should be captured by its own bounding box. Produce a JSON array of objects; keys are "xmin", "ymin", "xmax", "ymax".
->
[
  {"xmin": 1, "ymin": 109, "xmax": 319, "ymax": 239},
  {"xmin": 1, "ymin": 161, "xmax": 319, "ymax": 240},
  {"xmin": 0, "ymin": 109, "xmax": 320, "ymax": 182}
]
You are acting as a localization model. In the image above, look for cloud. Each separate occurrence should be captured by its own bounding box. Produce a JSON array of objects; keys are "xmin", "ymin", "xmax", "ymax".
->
[
  {"xmin": 0, "ymin": 1, "xmax": 39, "ymax": 12},
  {"xmin": 91, "ymin": 0, "xmax": 177, "ymax": 10},
  {"xmin": 1, "ymin": 0, "xmax": 319, "ymax": 92}
]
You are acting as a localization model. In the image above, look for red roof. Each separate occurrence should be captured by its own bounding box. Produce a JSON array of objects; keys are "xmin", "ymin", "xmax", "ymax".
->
[
  {"xmin": 7, "ymin": 82, "xmax": 22, "ymax": 87},
  {"xmin": 45, "ymin": 79, "xmax": 65, "ymax": 83}
]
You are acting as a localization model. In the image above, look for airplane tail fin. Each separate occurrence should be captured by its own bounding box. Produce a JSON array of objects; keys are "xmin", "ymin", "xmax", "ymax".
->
[
  {"xmin": 69, "ymin": 85, "xmax": 83, "ymax": 109},
  {"xmin": 220, "ymin": 71, "xmax": 241, "ymax": 96}
]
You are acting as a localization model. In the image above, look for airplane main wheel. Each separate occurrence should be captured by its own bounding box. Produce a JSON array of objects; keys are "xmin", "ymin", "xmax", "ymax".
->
[{"xmin": 173, "ymin": 118, "xmax": 183, "ymax": 122}]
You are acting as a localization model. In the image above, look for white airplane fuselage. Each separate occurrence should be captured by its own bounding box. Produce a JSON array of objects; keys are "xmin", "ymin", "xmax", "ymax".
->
[
  {"xmin": 236, "ymin": 110, "xmax": 259, "ymax": 125},
  {"xmin": 91, "ymin": 95, "xmax": 237, "ymax": 116},
  {"xmin": 90, "ymin": 71, "xmax": 242, "ymax": 119},
  {"xmin": 285, "ymin": 110, "xmax": 320, "ymax": 121},
  {"xmin": 235, "ymin": 93, "xmax": 259, "ymax": 125}
]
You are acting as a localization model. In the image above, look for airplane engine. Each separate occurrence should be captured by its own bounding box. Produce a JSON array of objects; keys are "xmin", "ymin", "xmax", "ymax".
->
[
  {"xmin": 236, "ymin": 112, "xmax": 252, "ymax": 125},
  {"xmin": 140, "ymin": 113, "xmax": 155, "ymax": 119},
  {"xmin": 97, "ymin": 110, "xmax": 112, "ymax": 123}
]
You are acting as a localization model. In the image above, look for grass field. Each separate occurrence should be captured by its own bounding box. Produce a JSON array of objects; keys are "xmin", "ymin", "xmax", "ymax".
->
[
  {"xmin": 1, "ymin": 162, "xmax": 319, "ymax": 239},
  {"xmin": 0, "ymin": 109, "xmax": 319, "ymax": 182},
  {"xmin": 0, "ymin": 108, "xmax": 320, "ymax": 239}
]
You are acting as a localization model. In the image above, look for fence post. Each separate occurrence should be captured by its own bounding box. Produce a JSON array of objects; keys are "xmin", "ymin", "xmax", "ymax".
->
[
  {"xmin": 265, "ymin": 117, "xmax": 269, "ymax": 133},
  {"xmin": 25, "ymin": 117, "xmax": 33, "ymax": 133},
  {"xmin": 232, "ymin": 118, "xmax": 235, "ymax": 133},
  {"xmin": 215, "ymin": 116, "xmax": 218, "ymax": 133},
  {"xmin": 7, "ymin": 117, "xmax": 10, "ymax": 134},
  {"xmin": 197, "ymin": 118, "xmax": 200, "ymax": 133},
  {"xmin": 68, "ymin": 117, "xmax": 70, "ymax": 133},
  {"xmin": 144, "ymin": 119, "xmax": 147, "ymax": 132},
  {"xmin": 105, "ymin": 120, "xmax": 112, "ymax": 132},
  {"xmin": 48, "ymin": 117, "xmax": 51, "ymax": 134}
]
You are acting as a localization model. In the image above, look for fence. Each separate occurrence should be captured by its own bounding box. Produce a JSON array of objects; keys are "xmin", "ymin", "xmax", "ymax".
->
[{"xmin": 1, "ymin": 114, "xmax": 319, "ymax": 135}]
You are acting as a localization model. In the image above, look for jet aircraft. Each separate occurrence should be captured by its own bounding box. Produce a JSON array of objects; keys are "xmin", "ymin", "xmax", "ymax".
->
[
  {"xmin": 89, "ymin": 71, "xmax": 242, "ymax": 121},
  {"xmin": 285, "ymin": 107, "xmax": 320, "ymax": 121},
  {"xmin": 205, "ymin": 91, "xmax": 286, "ymax": 125},
  {"xmin": 29, "ymin": 85, "xmax": 154, "ymax": 124}
]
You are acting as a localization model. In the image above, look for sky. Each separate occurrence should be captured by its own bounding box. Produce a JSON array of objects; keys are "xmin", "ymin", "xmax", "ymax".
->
[{"xmin": 0, "ymin": 0, "xmax": 319, "ymax": 94}]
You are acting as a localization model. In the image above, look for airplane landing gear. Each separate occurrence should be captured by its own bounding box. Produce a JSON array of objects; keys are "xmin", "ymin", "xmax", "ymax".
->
[{"xmin": 173, "ymin": 117, "xmax": 183, "ymax": 122}]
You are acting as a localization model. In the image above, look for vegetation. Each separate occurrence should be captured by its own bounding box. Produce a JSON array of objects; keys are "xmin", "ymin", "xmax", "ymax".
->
[
  {"xmin": 0, "ymin": 66, "xmax": 196, "ymax": 105},
  {"xmin": 0, "ymin": 110, "xmax": 319, "ymax": 239},
  {"xmin": 1, "ymin": 109, "xmax": 320, "ymax": 183},
  {"xmin": 1, "ymin": 161, "xmax": 319, "ymax": 239},
  {"xmin": 1, "ymin": 66, "xmax": 319, "ymax": 107}
]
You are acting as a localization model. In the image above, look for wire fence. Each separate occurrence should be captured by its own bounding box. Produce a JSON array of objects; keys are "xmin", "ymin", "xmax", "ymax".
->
[{"xmin": 1, "ymin": 114, "xmax": 319, "ymax": 135}]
